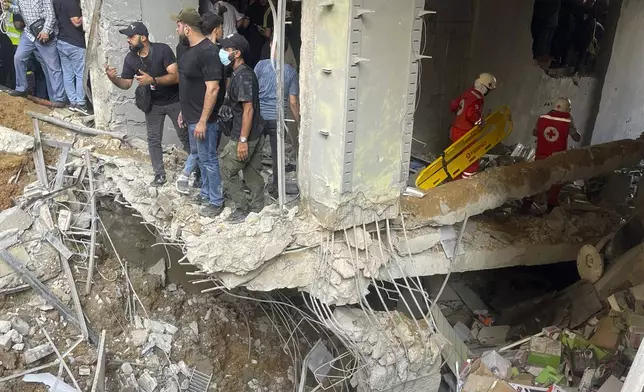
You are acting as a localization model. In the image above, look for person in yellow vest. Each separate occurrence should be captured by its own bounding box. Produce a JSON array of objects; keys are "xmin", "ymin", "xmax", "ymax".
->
[{"xmin": 0, "ymin": 10, "xmax": 18, "ymax": 88}]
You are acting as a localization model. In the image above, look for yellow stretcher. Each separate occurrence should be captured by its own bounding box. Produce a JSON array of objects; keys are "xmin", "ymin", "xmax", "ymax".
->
[{"xmin": 415, "ymin": 106, "xmax": 513, "ymax": 190}]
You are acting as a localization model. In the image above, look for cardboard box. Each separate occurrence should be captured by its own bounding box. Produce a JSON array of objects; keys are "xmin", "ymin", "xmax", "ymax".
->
[{"xmin": 528, "ymin": 337, "xmax": 562, "ymax": 368}]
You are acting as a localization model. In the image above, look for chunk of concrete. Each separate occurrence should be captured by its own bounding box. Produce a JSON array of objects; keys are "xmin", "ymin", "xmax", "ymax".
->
[
  {"xmin": 0, "ymin": 320, "xmax": 11, "ymax": 334},
  {"xmin": 0, "ymin": 126, "xmax": 35, "ymax": 154},
  {"xmin": 0, "ymin": 333, "xmax": 12, "ymax": 350},
  {"xmin": 149, "ymin": 332, "xmax": 173, "ymax": 353},
  {"xmin": 137, "ymin": 372, "xmax": 158, "ymax": 392},
  {"xmin": 395, "ymin": 230, "xmax": 441, "ymax": 255},
  {"xmin": 147, "ymin": 259, "xmax": 166, "ymax": 287},
  {"xmin": 163, "ymin": 322, "xmax": 178, "ymax": 335},
  {"xmin": 131, "ymin": 329, "xmax": 149, "ymax": 347},
  {"xmin": 23, "ymin": 343, "xmax": 54, "ymax": 364},
  {"xmin": 146, "ymin": 319, "xmax": 166, "ymax": 334},
  {"xmin": 11, "ymin": 317, "xmax": 30, "ymax": 336},
  {"xmin": 12, "ymin": 343, "xmax": 24, "ymax": 351},
  {"xmin": 6, "ymin": 329, "xmax": 22, "ymax": 344},
  {"xmin": 121, "ymin": 362, "xmax": 134, "ymax": 375},
  {"xmin": 79, "ymin": 366, "xmax": 91, "ymax": 376},
  {"xmin": 156, "ymin": 193, "xmax": 173, "ymax": 215},
  {"xmin": 0, "ymin": 207, "xmax": 33, "ymax": 232},
  {"xmin": 346, "ymin": 227, "xmax": 372, "ymax": 250}
]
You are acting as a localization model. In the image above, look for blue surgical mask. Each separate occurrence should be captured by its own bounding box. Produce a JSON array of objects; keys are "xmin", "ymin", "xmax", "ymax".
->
[{"xmin": 219, "ymin": 49, "xmax": 231, "ymax": 66}]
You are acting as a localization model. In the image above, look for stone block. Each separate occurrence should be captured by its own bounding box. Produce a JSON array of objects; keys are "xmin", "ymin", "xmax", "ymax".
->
[
  {"xmin": 11, "ymin": 317, "xmax": 30, "ymax": 336},
  {"xmin": 0, "ymin": 126, "xmax": 35, "ymax": 154},
  {"xmin": 0, "ymin": 333, "xmax": 12, "ymax": 350},
  {"xmin": 0, "ymin": 320, "xmax": 11, "ymax": 334},
  {"xmin": 23, "ymin": 343, "xmax": 54, "ymax": 364},
  {"xmin": 137, "ymin": 372, "xmax": 158, "ymax": 392},
  {"xmin": 0, "ymin": 207, "xmax": 33, "ymax": 232},
  {"xmin": 131, "ymin": 329, "xmax": 149, "ymax": 347},
  {"xmin": 121, "ymin": 362, "xmax": 134, "ymax": 375}
]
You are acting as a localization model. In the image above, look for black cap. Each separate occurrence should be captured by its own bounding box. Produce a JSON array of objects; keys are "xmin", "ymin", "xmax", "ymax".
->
[
  {"xmin": 219, "ymin": 33, "xmax": 249, "ymax": 54},
  {"xmin": 119, "ymin": 22, "xmax": 149, "ymax": 37}
]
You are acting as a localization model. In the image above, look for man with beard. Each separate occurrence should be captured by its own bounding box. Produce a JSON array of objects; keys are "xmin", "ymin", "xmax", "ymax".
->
[
  {"xmin": 104, "ymin": 22, "xmax": 188, "ymax": 187},
  {"xmin": 174, "ymin": 8, "xmax": 226, "ymax": 218},
  {"xmin": 174, "ymin": 10, "xmax": 226, "ymax": 195}
]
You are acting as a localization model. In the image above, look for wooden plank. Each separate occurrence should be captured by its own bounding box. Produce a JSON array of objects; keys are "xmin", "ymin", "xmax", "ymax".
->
[
  {"xmin": 45, "ymin": 232, "xmax": 89, "ymax": 339},
  {"xmin": 0, "ymin": 249, "xmax": 98, "ymax": 344},
  {"xmin": 91, "ymin": 330, "xmax": 107, "ymax": 392},
  {"xmin": 32, "ymin": 118, "xmax": 49, "ymax": 189},
  {"xmin": 53, "ymin": 146, "xmax": 70, "ymax": 191},
  {"xmin": 84, "ymin": 150, "xmax": 98, "ymax": 295},
  {"xmin": 41, "ymin": 138, "xmax": 73, "ymax": 150}
]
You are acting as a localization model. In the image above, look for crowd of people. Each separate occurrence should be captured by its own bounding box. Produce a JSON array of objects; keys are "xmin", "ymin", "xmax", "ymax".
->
[
  {"xmin": 1, "ymin": 0, "xmax": 88, "ymax": 113},
  {"xmin": 104, "ymin": 2, "xmax": 300, "ymax": 223}
]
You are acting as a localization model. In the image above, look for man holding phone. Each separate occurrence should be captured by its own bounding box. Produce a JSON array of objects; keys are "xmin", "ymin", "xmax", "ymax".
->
[
  {"xmin": 104, "ymin": 22, "xmax": 188, "ymax": 187},
  {"xmin": 5, "ymin": 0, "xmax": 66, "ymax": 107}
]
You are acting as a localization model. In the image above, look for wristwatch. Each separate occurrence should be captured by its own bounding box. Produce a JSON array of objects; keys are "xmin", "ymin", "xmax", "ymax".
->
[{"xmin": 239, "ymin": 137, "xmax": 248, "ymax": 143}]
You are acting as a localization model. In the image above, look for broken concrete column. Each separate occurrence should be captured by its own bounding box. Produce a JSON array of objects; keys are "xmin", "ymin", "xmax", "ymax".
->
[
  {"xmin": 298, "ymin": 0, "xmax": 425, "ymax": 230},
  {"xmin": 404, "ymin": 138, "xmax": 644, "ymax": 225}
]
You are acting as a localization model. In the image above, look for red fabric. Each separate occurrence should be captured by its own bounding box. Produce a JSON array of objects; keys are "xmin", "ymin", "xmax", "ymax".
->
[
  {"xmin": 547, "ymin": 184, "xmax": 563, "ymax": 206},
  {"xmin": 533, "ymin": 110, "xmax": 573, "ymax": 206},
  {"xmin": 450, "ymin": 88, "xmax": 484, "ymax": 133},
  {"xmin": 535, "ymin": 110, "xmax": 572, "ymax": 159}
]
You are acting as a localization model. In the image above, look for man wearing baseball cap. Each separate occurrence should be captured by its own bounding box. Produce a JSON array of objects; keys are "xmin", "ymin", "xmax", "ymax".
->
[
  {"xmin": 218, "ymin": 33, "xmax": 265, "ymax": 222},
  {"xmin": 173, "ymin": 8, "xmax": 226, "ymax": 218},
  {"xmin": 104, "ymin": 21, "xmax": 187, "ymax": 187}
]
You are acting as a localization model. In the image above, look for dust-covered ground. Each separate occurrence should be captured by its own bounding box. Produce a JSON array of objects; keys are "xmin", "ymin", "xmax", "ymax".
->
[{"xmin": 0, "ymin": 248, "xmax": 299, "ymax": 392}]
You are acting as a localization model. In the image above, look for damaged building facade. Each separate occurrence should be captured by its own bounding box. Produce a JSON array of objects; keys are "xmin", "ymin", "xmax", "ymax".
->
[{"xmin": 3, "ymin": 0, "xmax": 644, "ymax": 391}]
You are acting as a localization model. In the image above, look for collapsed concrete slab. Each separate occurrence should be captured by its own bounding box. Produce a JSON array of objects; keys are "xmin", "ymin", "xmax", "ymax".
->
[
  {"xmin": 94, "ymin": 152, "xmax": 622, "ymax": 305},
  {"xmin": 404, "ymin": 137, "xmax": 644, "ymax": 226}
]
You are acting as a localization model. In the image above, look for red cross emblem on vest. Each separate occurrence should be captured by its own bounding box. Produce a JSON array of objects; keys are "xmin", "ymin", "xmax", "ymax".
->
[{"xmin": 544, "ymin": 126, "xmax": 559, "ymax": 142}]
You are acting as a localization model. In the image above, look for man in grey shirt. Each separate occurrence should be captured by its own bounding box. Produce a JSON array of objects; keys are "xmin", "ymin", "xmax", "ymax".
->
[
  {"xmin": 7, "ymin": 0, "xmax": 66, "ymax": 107},
  {"xmin": 207, "ymin": 0, "xmax": 243, "ymax": 37}
]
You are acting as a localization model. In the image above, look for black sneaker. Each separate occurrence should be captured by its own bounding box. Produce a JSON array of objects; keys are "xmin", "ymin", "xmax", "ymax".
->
[
  {"xmin": 9, "ymin": 90, "xmax": 27, "ymax": 97},
  {"xmin": 199, "ymin": 204, "xmax": 224, "ymax": 218},
  {"xmin": 75, "ymin": 104, "xmax": 91, "ymax": 115},
  {"xmin": 227, "ymin": 209, "xmax": 249, "ymax": 224},
  {"xmin": 190, "ymin": 194, "xmax": 209, "ymax": 206},
  {"xmin": 150, "ymin": 175, "xmax": 166, "ymax": 187}
]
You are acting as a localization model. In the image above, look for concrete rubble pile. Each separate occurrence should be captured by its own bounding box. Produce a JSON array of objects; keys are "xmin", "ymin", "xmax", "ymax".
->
[
  {"xmin": 437, "ymin": 231, "xmax": 644, "ymax": 392},
  {"xmin": 331, "ymin": 308, "xmax": 446, "ymax": 392},
  {"xmin": 0, "ymin": 121, "xmax": 299, "ymax": 391}
]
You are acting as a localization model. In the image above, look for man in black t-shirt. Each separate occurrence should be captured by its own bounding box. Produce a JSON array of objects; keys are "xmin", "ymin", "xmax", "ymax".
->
[
  {"xmin": 104, "ymin": 22, "xmax": 188, "ymax": 187},
  {"xmin": 173, "ymin": 8, "xmax": 226, "ymax": 218},
  {"xmin": 219, "ymin": 33, "xmax": 265, "ymax": 222},
  {"xmin": 53, "ymin": 0, "xmax": 87, "ymax": 113}
]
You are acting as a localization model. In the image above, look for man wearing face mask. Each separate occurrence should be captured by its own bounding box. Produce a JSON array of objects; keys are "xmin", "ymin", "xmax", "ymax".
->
[
  {"xmin": 219, "ymin": 33, "xmax": 265, "ymax": 222},
  {"xmin": 173, "ymin": 8, "xmax": 226, "ymax": 218},
  {"xmin": 449, "ymin": 73, "xmax": 497, "ymax": 179},
  {"xmin": 104, "ymin": 22, "xmax": 188, "ymax": 187}
]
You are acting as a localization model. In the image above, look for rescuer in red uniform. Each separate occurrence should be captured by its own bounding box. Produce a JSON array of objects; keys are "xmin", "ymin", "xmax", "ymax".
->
[
  {"xmin": 524, "ymin": 97, "xmax": 581, "ymax": 212},
  {"xmin": 449, "ymin": 73, "xmax": 497, "ymax": 179}
]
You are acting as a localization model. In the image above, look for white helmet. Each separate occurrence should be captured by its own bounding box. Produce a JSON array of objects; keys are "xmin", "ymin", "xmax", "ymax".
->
[
  {"xmin": 475, "ymin": 73, "xmax": 497, "ymax": 90},
  {"xmin": 553, "ymin": 97, "xmax": 572, "ymax": 113}
]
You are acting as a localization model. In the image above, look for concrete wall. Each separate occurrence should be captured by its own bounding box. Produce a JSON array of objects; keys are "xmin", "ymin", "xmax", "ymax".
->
[
  {"xmin": 592, "ymin": 0, "xmax": 642, "ymax": 144},
  {"xmin": 83, "ymin": 0, "xmax": 197, "ymax": 146},
  {"xmin": 466, "ymin": 0, "xmax": 601, "ymax": 148},
  {"xmin": 412, "ymin": 0, "xmax": 475, "ymax": 157}
]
